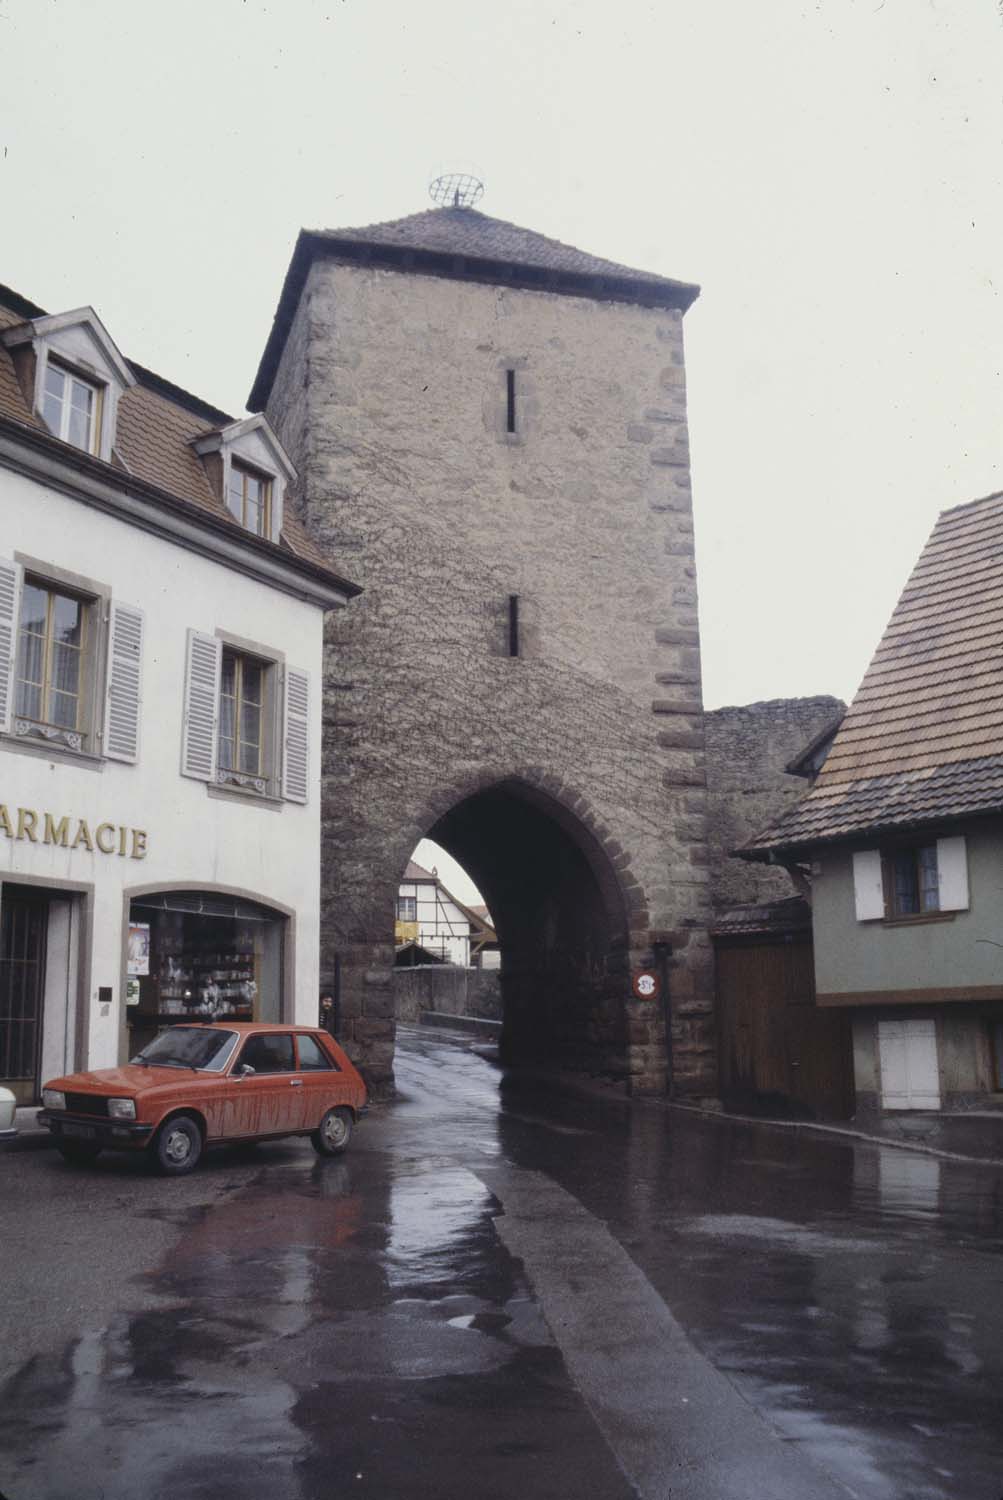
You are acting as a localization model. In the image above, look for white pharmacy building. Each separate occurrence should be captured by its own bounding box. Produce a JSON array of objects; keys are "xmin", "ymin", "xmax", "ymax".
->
[{"xmin": 0, "ymin": 287, "xmax": 358, "ymax": 1103}]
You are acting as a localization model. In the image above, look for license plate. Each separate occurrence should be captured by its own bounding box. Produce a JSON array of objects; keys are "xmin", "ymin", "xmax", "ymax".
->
[{"xmin": 62, "ymin": 1122, "xmax": 96, "ymax": 1139}]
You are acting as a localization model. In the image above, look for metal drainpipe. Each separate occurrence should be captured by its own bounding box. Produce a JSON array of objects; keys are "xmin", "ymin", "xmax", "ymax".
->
[{"xmin": 652, "ymin": 940, "xmax": 673, "ymax": 1094}]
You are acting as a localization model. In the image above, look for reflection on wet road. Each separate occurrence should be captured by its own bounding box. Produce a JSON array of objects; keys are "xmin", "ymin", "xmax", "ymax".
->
[{"xmin": 2, "ymin": 1027, "xmax": 1002, "ymax": 1499}]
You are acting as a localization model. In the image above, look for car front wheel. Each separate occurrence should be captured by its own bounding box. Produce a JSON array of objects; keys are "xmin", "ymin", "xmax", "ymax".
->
[
  {"xmin": 153, "ymin": 1114, "xmax": 203, "ymax": 1176},
  {"xmin": 312, "ymin": 1106, "xmax": 353, "ymax": 1157}
]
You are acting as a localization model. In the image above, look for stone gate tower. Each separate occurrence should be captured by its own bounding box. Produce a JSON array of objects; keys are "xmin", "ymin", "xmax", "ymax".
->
[{"xmin": 250, "ymin": 199, "xmax": 715, "ymax": 1099}]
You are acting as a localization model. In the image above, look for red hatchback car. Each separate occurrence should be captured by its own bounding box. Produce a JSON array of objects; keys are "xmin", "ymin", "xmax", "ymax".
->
[{"xmin": 37, "ymin": 1023, "xmax": 368, "ymax": 1175}]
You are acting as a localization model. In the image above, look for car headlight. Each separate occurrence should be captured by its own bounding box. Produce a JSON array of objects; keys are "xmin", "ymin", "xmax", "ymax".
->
[
  {"xmin": 107, "ymin": 1097, "xmax": 136, "ymax": 1120},
  {"xmin": 42, "ymin": 1089, "xmax": 66, "ymax": 1111}
]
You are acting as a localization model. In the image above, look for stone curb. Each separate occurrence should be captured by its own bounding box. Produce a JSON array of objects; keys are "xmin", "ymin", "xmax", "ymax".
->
[
  {"xmin": 468, "ymin": 1056, "xmax": 1003, "ymax": 1170},
  {"xmin": 666, "ymin": 1101, "xmax": 1003, "ymax": 1169}
]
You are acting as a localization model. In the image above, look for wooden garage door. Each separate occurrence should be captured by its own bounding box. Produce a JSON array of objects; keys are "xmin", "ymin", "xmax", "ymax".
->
[{"xmin": 715, "ymin": 937, "xmax": 853, "ymax": 1120}]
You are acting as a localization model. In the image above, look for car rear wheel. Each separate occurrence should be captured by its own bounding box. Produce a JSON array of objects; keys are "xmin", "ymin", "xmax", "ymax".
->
[
  {"xmin": 153, "ymin": 1114, "xmax": 203, "ymax": 1176},
  {"xmin": 57, "ymin": 1140, "xmax": 102, "ymax": 1166},
  {"xmin": 312, "ymin": 1106, "xmax": 353, "ymax": 1156}
]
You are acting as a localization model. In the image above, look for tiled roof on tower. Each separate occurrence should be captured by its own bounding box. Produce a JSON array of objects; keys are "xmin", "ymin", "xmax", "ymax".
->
[{"xmin": 249, "ymin": 205, "xmax": 699, "ymax": 409}]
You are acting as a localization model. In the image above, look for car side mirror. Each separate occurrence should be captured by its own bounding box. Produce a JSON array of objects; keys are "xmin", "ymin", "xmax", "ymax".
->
[{"xmin": 237, "ymin": 1063, "xmax": 256, "ymax": 1077}]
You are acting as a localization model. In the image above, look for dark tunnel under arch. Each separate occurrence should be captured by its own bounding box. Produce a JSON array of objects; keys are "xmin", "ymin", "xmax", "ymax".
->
[{"xmin": 420, "ymin": 777, "xmax": 637, "ymax": 1073}]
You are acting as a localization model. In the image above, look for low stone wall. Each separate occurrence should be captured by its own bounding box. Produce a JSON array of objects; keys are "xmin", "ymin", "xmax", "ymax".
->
[{"xmin": 393, "ymin": 965, "xmax": 502, "ymax": 1024}]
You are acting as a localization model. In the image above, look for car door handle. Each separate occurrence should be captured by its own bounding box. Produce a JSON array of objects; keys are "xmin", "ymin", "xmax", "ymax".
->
[{"xmin": 290, "ymin": 1079, "xmax": 303, "ymax": 1087}]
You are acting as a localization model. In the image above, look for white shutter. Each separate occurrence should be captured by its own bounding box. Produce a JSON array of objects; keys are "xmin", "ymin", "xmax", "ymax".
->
[
  {"xmin": 879, "ymin": 1019, "xmax": 940, "ymax": 1110},
  {"xmin": 104, "ymin": 601, "xmax": 143, "ymax": 763},
  {"xmin": 0, "ymin": 557, "xmax": 23, "ymax": 734},
  {"xmin": 282, "ymin": 666, "xmax": 310, "ymax": 804},
  {"xmin": 936, "ymin": 836, "xmax": 969, "ymax": 911},
  {"xmin": 852, "ymin": 849, "xmax": 885, "ymax": 921},
  {"xmin": 181, "ymin": 630, "xmax": 221, "ymax": 781}
]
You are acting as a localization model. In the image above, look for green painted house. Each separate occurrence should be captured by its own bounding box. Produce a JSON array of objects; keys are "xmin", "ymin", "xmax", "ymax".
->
[{"xmin": 744, "ymin": 491, "xmax": 1003, "ymax": 1116}]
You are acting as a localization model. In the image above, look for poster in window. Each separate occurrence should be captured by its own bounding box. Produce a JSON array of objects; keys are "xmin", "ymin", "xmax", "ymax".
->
[{"xmin": 127, "ymin": 922, "xmax": 151, "ymax": 976}]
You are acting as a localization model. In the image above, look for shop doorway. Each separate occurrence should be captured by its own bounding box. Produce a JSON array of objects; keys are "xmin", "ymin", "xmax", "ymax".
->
[
  {"xmin": 126, "ymin": 892, "xmax": 286, "ymax": 1057},
  {"xmin": 0, "ymin": 884, "xmax": 80, "ymax": 1105},
  {"xmin": 0, "ymin": 888, "xmax": 48, "ymax": 1105}
]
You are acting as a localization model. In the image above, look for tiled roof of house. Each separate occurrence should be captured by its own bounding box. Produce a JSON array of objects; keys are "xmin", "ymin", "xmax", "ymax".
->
[
  {"xmin": 249, "ymin": 206, "xmax": 699, "ymax": 409},
  {"xmin": 402, "ymin": 860, "xmax": 437, "ymax": 882},
  {"xmin": 745, "ymin": 491, "xmax": 1003, "ymax": 855},
  {"xmin": 0, "ymin": 287, "xmax": 345, "ymax": 586}
]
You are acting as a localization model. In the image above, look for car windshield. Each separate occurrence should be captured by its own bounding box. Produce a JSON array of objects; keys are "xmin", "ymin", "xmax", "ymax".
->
[{"xmin": 131, "ymin": 1028, "xmax": 237, "ymax": 1072}]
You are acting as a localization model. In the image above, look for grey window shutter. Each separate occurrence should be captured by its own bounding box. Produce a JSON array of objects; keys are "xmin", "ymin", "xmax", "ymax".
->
[
  {"xmin": 181, "ymin": 630, "xmax": 221, "ymax": 781},
  {"xmin": 282, "ymin": 666, "xmax": 310, "ymax": 804},
  {"xmin": 0, "ymin": 557, "xmax": 22, "ymax": 734},
  {"xmin": 104, "ymin": 601, "xmax": 144, "ymax": 763}
]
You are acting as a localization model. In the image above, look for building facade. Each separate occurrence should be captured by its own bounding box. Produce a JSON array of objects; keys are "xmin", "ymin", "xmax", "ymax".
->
[
  {"xmin": 252, "ymin": 203, "xmax": 714, "ymax": 1098},
  {"xmin": 744, "ymin": 493, "xmax": 1003, "ymax": 1115},
  {"xmin": 395, "ymin": 859, "xmax": 495, "ymax": 968},
  {"xmin": 0, "ymin": 289, "xmax": 357, "ymax": 1104}
]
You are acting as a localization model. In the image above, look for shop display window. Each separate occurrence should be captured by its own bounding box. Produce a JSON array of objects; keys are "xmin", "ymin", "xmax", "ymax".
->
[{"xmin": 127, "ymin": 892, "xmax": 283, "ymax": 1053}]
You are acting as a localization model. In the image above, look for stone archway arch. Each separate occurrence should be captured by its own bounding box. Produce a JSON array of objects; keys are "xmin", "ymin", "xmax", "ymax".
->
[
  {"xmin": 389, "ymin": 766, "xmax": 649, "ymax": 942},
  {"xmin": 326, "ymin": 767, "xmax": 668, "ymax": 1099}
]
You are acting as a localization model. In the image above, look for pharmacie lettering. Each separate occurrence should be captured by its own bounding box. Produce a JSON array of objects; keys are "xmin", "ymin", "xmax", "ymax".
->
[{"xmin": 0, "ymin": 805, "xmax": 148, "ymax": 859}]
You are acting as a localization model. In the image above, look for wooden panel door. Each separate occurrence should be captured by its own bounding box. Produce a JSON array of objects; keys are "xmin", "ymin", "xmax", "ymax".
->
[
  {"xmin": 878, "ymin": 1018, "xmax": 940, "ymax": 1110},
  {"xmin": 715, "ymin": 936, "xmax": 853, "ymax": 1120}
]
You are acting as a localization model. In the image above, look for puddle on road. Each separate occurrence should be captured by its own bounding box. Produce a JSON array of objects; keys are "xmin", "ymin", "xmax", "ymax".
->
[{"xmin": 0, "ymin": 1148, "xmax": 627, "ymax": 1500}]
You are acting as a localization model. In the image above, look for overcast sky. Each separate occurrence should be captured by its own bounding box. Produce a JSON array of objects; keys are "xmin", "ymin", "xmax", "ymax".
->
[{"xmin": 3, "ymin": 0, "xmax": 1001, "ymax": 897}]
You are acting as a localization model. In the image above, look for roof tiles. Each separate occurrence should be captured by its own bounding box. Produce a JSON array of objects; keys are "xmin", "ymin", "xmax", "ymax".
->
[
  {"xmin": 313, "ymin": 207, "xmax": 696, "ymax": 295},
  {"xmin": 0, "ymin": 288, "xmax": 345, "ymax": 585},
  {"xmin": 746, "ymin": 492, "xmax": 1003, "ymax": 854}
]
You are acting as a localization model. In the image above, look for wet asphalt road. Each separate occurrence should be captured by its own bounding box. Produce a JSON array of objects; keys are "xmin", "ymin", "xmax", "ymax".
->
[{"xmin": 1, "ymin": 1028, "xmax": 1002, "ymax": 1500}]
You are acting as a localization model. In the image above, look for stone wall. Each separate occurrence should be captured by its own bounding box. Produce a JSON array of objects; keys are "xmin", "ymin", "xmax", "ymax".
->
[
  {"xmin": 266, "ymin": 254, "xmax": 714, "ymax": 1098},
  {"xmin": 704, "ymin": 696, "xmax": 844, "ymax": 910},
  {"xmin": 394, "ymin": 966, "xmax": 502, "ymax": 1024}
]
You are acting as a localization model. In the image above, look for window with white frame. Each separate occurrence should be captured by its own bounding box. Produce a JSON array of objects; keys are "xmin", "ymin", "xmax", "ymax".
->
[
  {"xmin": 0, "ymin": 557, "xmax": 143, "ymax": 761},
  {"xmin": 181, "ymin": 629, "xmax": 309, "ymax": 804},
  {"xmin": 39, "ymin": 362, "xmax": 102, "ymax": 454},
  {"xmin": 397, "ymin": 896, "xmax": 417, "ymax": 921}
]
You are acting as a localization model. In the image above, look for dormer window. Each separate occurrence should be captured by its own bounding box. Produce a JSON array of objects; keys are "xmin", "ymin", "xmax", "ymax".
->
[
  {"xmin": 1, "ymin": 306, "xmax": 134, "ymax": 464},
  {"xmin": 41, "ymin": 361, "xmax": 102, "ymax": 454},
  {"xmin": 227, "ymin": 462, "xmax": 272, "ymax": 538},
  {"xmin": 191, "ymin": 415, "xmax": 295, "ymax": 545}
]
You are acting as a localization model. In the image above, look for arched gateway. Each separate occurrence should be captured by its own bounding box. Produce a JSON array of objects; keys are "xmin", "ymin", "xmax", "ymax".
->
[{"xmin": 251, "ymin": 200, "xmax": 717, "ymax": 1099}]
